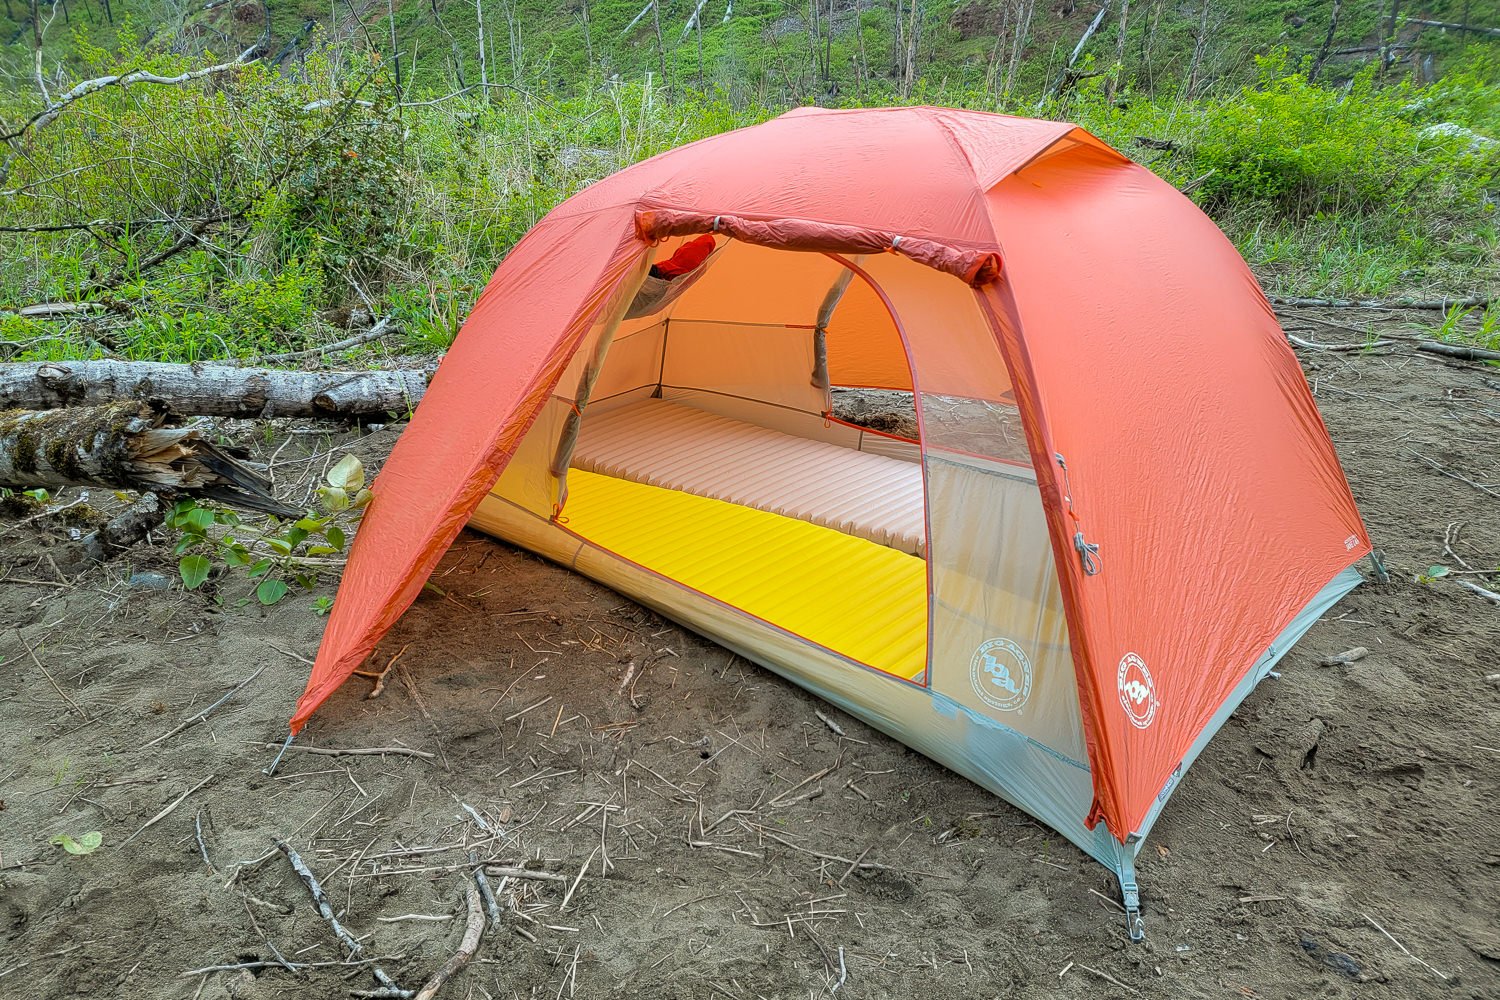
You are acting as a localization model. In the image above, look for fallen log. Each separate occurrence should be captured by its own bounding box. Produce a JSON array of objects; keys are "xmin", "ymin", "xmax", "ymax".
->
[
  {"xmin": 1269, "ymin": 294, "xmax": 1491, "ymax": 311},
  {"xmin": 1416, "ymin": 341, "xmax": 1500, "ymax": 363},
  {"xmin": 0, "ymin": 402, "xmax": 300, "ymax": 516},
  {"xmin": 0, "ymin": 360, "xmax": 431, "ymax": 419}
]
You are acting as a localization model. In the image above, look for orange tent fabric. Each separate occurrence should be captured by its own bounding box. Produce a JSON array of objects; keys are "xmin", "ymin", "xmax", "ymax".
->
[{"xmin": 291, "ymin": 107, "xmax": 1370, "ymax": 846}]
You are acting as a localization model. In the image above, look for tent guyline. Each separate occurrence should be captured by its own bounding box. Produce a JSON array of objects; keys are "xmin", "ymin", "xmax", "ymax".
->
[{"xmin": 290, "ymin": 107, "xmax": 1373, "ymax": 941}]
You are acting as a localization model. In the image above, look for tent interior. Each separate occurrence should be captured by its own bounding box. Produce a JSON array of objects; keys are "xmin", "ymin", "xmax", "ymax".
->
[{"xmin": 473, "ymin": 238, "xmax": 1008, "ymax": 686}]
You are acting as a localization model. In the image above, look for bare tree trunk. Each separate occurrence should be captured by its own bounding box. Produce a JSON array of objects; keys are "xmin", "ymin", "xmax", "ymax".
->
[
  {"xmin": 985, "ymin": 2, "xmax": 1011, "ymax": 98},
  {"xmin": 1107, "ymin": 0, "xmax": 1129, "ymax": 99},
  {"xmin": 1187, "ymin": 0, "xmax": 1211, "ymax": 95},
  {"xmin": 1407, "ymin": 17, "xmax": 1500, "ymax": 38},
  {"xmin": 476, "ymin": 0, "xmax": 487, "ymax": 98},
  {"xmin": 892, "ymin": 0, "xmax": 904, "ymax": 79},
  {"xmin": 1047, "ymin": 1, "xmax": 1110, "ymax": 98},
  {"xmin": 0, "ymin": 360, "xmax": 432, "ymax": 419},
  {"xmin": 1381, "ymin": 0, "xmax": 1400, "ymax": 73},
  {"xmin": 0, "ymin": 403, "xmax": 298, "ymax": 515},
  {"xmin": 855, "ymin": 1, "xmax": 868, "ymax": 101},
  {"xmin": 902, "ymin": 0, "xmax": 921, "ymax": 97},
  {"xmin": 579, "ymin": 0, "xmax": 592, "ymax": 69},
  {"xmin": 388, "ymin": 0, "xmax": 402, "ymax": 96},
  {"xmin": 1308, "ymin": 0, "xmax": 1340, "ymax": 82},
  {"xmin": 1005, "ymin": 0, "xmax": 1035, "ymax": 99},
  {"xmin": 650, "ymin": 0, "xmax": 667, "ymax": 88},
  {"xmin": 31, "ymin": 0, "xmax": 50, "ymax": 106}
]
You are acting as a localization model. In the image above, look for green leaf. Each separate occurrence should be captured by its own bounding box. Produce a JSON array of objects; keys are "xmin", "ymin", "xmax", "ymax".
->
[
  {"xmin": 248, "ymin": 559, "xmax": 273, "ymax": 578},
  {"xmin": 1426, "ymin": 565, "xmax": 1451, "ymax": 578},
  {"xmin": 325, "ymin": 525, "xmax": 346, "ymax": 551},
  {"xmin": 326, "ymin": 454, "xmax": 365, "ymax": 492},
  {"xmin": 284, "ymin": 526, "xmax": 309, "ymax": 547},
  {"xmin": 179, "ymin": 554, "xmax": 211, "ymax": 590},
  {"xmin": 317, "ymin": 486, "xmax": 349, "ymax": 512},
  {"xmin": 184, "ymin": 507, "xmax": 216, "ymax": 532},
  {"xmin": 306, "ymin": 545, "xmax": 338, "ymax": 556},
  {"xmin": 50, "ymin": 831, "xmax": 102, "ymax": 855},
  {"xmin": 222, "ymin": 545, "xmax": 252, "ymax": 568},
  {"xmin": 351, "ymin": 488, "xmax": 373, "ymax": 510},
  {"xmin": 265, "ymin": 537, "xmax": 293, "ymax": 556},
  {"xmin": 256, "ymin": 579, "xmax": 290, "ymax": 606},
  {"xmin": 295, "ymin": 517, "xmax": 327, "ymax": 533},
  {"xmin": 173, "ymin": 535, "xmax": 199, "ymax": 556}
]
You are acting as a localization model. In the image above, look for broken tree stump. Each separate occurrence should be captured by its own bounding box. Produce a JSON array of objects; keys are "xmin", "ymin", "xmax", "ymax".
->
[
  {"xmin": 0, "ymin": 402, "xmax": 299, "ymax": 516},
  {"xmin": 0, "ymin": 360, "xmax": 432, "ymax": 419}
]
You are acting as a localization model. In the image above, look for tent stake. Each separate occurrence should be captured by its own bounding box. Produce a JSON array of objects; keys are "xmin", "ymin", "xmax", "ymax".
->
[{"xmin": 263, "ymin": 732, "xmax": 295, "ymax": 776}]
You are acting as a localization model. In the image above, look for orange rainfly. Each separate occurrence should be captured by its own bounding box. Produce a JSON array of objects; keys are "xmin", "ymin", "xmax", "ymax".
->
[{"xmin": 288, "ymin": 106, "xmax": 1372, "ymax": 939}]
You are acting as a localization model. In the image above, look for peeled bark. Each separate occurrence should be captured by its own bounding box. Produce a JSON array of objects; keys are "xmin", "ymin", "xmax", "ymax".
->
[
  {"xmin": 0, "ymin": 402, "xmax": 300, "ymax": 516},
  {"xmin": 0, "ymin": 360, "xmax": 431, "ymax": 419}
]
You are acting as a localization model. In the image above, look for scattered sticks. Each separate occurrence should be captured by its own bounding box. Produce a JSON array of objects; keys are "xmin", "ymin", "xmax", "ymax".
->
[
  {"xmin": 1457, "ymin": 579, "xmax": 1500, "ymax": 605},
  {"xmin": 194, "ymin": 809, "xmax": 214, "ymax": 873},
  {"xmin": 813, "ymin": 709, "xmax": 846, "ymax": 737},
  {"xmin": 141, "ymin": 667, "xmax": 266, "ymax": 749},
  {"xmin": 14, "ymin": 629, "xmax": 87, "ymax": 720},
  {"xmin": 276, "ymin": 840, "xmax": 410, "ymax": 997},
  {"xmin": 1319, "ymin": 647, "xmax": 1369, "ymax": 667},
  {"xmin": 1362, "ymin": 912, "xmax": 1449, "ymax": 981},
  {"xmin": 484, "ymin": 865, "xmax": 569, "ymax": 883},
  {"xmin": 1270, "ymin": 294, "xmax": 1490, "ymax": 311},
  {"xmin": 1405, "ymin": 449, "xmax": 1500, "ymax": 500},
  {"xmin": 119, "ymin": 774, "xmax": 215, "ymax": 848},
  {"xmin": 357, "ymin": 645, "xmax": 410, "ymax": 700},
  {"xmin": 258, "ymin": 742, "xmax": 436, "ymax": 761},
  {"xmin": 413, "ymin": 881, "xmax": 485, "ymax": 1000}
]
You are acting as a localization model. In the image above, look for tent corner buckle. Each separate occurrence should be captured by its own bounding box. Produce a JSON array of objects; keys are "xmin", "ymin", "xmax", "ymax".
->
[{"xmin": 1120, "ymin": 879, "xmax": 1145, "ymax": 942}]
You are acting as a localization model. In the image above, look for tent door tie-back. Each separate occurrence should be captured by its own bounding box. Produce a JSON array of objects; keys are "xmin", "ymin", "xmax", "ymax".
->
[{"xmin": 1056, "ymin": 453, "xmax": 1102, "ymax": 576}]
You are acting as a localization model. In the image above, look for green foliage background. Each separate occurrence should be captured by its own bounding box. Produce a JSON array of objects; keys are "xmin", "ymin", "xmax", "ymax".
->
[{"xmin": 1, "ymin": 1, "xmax": 1498, "ymax": 362}]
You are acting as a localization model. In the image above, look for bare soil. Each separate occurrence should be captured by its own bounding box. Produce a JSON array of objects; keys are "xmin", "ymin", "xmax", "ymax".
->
[{"xmin": 2, "ymin": 311, "xmax": 1497, "ymax": 1000}]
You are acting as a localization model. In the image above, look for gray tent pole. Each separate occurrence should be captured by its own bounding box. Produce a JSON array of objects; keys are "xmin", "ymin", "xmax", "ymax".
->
[
  {"xmin": 811, "ymin": 257, "xmax": 864, "ymax": 413},
  {"xmin": 549, "ymin": 257, "xmax": 656, "ymax": 508}
]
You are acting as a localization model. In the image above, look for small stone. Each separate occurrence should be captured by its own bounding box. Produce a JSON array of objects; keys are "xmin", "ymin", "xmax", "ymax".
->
[{"xmin": 128, "ymin": 571, "xmax": 171, "ymax": 590}]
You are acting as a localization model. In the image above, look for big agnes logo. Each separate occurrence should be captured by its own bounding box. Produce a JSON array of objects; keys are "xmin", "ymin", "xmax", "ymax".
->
[{"xmin": 1116, "ymin": 653, "xmax": 1159, "ymax": 729}]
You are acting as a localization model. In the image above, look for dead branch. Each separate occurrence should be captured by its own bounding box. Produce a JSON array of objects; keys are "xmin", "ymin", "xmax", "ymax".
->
[
  {"xmin": 75, "ymin": 491, "xmax": 167, "ymax": 563},
  {"xmin": 1457, "ymin": 580, "xmax": 1500, "ymax": 605},
  {"xmin": 0, "ymin": 359, "xmax": 430, "ymax": 419},
  {"xmin": 0, "ymin": 46, "xmax": 261, "ymax": 147},
  {"xmin": 277, "ymin": 840, "xmax": 410, "ymax": 997},
  {"xmin": 1287, "ymin": 334, "xmax": 1395, "ymax": 351},
  {"xmin": 0, "ymin": 402, "xmax": 299, "ymax": 516},
  {"xmin": 1408, "ymin": 18, "xmax": 1500, "ymax": 38},
  {"xmin": 1269, "ymin": 294, "xmax": 1491, "ymax": 311},
  {"xmin": 1046, "ymin": 2, "xmax": 1112, "ymax": 97},
  {"xmin": 413, "ymin": 880, "xmax": 485, "ymax": 1000},
  {"xmin": 240, "ymin": 316, "xmax": 396, "ymax": 365},
  {"xmin": 1416, "ymin": 341, "xmax": 1500, "ymax": 363}
]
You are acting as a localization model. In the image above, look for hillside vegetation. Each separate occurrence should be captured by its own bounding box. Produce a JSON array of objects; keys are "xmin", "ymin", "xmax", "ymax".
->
[{"xmin": 2, "ymin": 1, "xmax": 1498, "ymax": 362}]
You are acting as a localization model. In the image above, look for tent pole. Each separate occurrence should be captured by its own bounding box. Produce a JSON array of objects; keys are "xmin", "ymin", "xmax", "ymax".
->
[{"xmin": 811, "ymin": 257, "xmax": 863, "ymax": 414}]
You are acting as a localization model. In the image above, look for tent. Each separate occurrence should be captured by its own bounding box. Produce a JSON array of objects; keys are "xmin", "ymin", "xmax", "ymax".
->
[{"xmin": 291, "ymin": 107, "xmax": 1373, "ymax": 938}]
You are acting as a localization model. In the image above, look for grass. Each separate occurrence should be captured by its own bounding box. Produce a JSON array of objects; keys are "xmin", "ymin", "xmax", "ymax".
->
[{"xmin": 1, "ymin": 6, "xmax": 1498, "ymax": 363}]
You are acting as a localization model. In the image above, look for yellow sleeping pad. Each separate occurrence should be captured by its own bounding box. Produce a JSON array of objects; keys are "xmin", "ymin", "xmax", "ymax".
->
[{"xmin": 559, "ymin": 469, "xmax": 929, "ymax": 682}]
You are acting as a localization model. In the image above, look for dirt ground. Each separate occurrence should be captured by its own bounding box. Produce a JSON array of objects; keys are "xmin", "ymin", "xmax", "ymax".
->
[{"xmin": 1, "ymin": 308, "xmax": 1497, "ymax": 1000}]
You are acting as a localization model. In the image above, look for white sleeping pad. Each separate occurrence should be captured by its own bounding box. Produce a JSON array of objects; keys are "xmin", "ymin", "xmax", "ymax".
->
[{"xmin": 571, "ymin": 399, "xmax": 926, "ymax": 555}]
